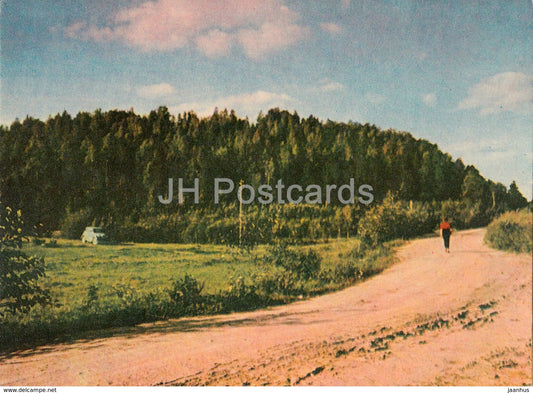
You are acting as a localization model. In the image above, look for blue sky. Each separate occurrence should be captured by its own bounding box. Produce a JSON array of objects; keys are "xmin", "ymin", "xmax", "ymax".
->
[{"xmin": 1, "ymin": 0, "xmax": 532, "ymax": 198}]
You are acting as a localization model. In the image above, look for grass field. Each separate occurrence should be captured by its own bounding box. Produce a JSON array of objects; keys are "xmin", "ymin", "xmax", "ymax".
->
[
  {"xmin": 25, "ymin": 237, "xmax": 384, "ymax": 307},
  {"xmin": 0, "ymin": 237, "xmax": 400, "ymax": 352},
  {"xmin": 27, "ymin": 240, "xmax": 262, "ymax": 305}
]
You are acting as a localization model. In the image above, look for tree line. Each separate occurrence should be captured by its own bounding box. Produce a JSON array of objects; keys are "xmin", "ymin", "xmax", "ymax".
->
[{"xmin": 0, "ymin": 107, "xmax": 528, "ymax": 243}]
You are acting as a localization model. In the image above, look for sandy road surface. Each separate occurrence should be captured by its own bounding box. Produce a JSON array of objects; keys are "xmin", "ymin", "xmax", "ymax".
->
[{"xmin": 1, "ymin": 228, "xmax": 531, "ymax": 386}]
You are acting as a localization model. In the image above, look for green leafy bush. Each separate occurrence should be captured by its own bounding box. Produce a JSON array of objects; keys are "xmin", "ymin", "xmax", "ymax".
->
[
  {"xmin": 0, "ymin": 204, "xmax": 50, "ymax": 315},
  {"xmin": 347, "ymin": 237, "xmax": 368, "ymax": 259},
  {"xmin": 221, "ymin": 276, "xmax": 262, "ymax": 311},
  {"xmin": 254, "ymin": 269, "xmax": 297, "ymax": 298},
  {"xmin": 82, "ymin": 284, "xmax": 100, "ymax": 311},
  {"xmin": 264, "ymin": 243, "xmax": 322, "ymax": 280},
  {"xmin": 334, "ymin": 261, "xmax": 363, "ymax": 283},
  {"xmin": 43, "ymin": 239, "xmax": 58, "ymax": 248},
  {"xmin": 167, "ymin": 274, "xmax": 205, "ymax": 314},
  {"xmin": 358, "ymin": 194, "xmax": 438, "ymax": 246},
  {"xmin": 484, "ymin": 209, "xmax": 532, "ymax": 253}
]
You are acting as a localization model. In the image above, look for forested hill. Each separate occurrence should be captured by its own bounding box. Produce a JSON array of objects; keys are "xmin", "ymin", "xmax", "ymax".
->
[{"xmin": 0, "ymin": 107, "xmax": 528, "ymax": 242}]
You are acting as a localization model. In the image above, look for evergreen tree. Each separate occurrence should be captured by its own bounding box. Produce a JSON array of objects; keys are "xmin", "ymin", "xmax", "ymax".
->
[{"xmin": 507, "ymin": 181, "xmax": 529, "ymax": 210}]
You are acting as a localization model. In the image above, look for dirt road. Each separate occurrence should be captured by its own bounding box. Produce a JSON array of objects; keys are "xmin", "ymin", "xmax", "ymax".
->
[{"xmin": 1, "ymin": 228, "xmax": 531, "ymax": 386}]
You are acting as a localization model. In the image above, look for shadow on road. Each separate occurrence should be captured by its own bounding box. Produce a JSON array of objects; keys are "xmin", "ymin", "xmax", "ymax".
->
[{"xmin": 0, "ymin": 309, "xmax": 326, "ymax": 360}]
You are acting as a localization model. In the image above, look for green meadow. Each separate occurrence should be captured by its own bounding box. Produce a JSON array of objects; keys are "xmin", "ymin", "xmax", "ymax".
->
[
  {"xmin": 24, "ymin": 237, "xmax": 392, "ymax": 308},
  {"xmin": 0, "ymin": 237, "xmax": 399, "ymax": 352},
  {"xmin": 27, "ymin": 240, "xmax": 261, "ymax": 303}
]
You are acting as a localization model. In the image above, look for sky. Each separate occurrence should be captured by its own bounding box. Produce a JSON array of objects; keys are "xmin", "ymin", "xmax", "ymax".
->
[{"xmin": 1, "ymin": 0, "xmax": 532, "ymax": 199}]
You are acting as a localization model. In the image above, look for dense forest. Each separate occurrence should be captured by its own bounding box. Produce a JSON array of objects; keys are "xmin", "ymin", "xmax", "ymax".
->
[{"xmin": 0, "ymin": 107, "xmax": 528, "ymax": 243}]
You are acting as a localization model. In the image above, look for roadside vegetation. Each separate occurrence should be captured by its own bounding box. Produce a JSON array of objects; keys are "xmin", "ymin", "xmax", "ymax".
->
[
  {"xmin": 484, "ymin": 208, "xmax": 532, "ymax": 254},
  {"xmin": 0, "ymin": 236, "xmax": 401, "ymax": 353},
  {"xmin": 1, "ymin": 191, "xmax": 530, "ymax": 353},
  {"xmin": 0, "ymin": 204, "xmax": 50, "ymax": 316}
]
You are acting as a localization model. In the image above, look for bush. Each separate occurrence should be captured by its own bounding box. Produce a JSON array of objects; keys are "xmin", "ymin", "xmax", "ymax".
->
[
  {"xmin": 254, "ymin": 269, "xmax": 297, "ymax": 298},
  {"xmin": 43, "ymin": 239, "xmax": 58, "ymax": 248},
  {"xmin": 98, "ymin": 203, "xmax": 358, "ymax": 245},
  {"xmin": 31, "ymin": 237, "xmax": 45, "ymax": 246},
  {"xmin": 438, "ymin": 199, "xmax": 491, "ymax": 230},
  {"xmin": 348, "ymin": 237, "xmax": 368, "ymax": 259},
  {"xmin": 334, "ymin": 261, "xmax": 363, "ymax": 283},
  {"xmin": 222, "ymin": 276, "xmax": 262, "ymax": 311},
  {"xmin": 167, "ymin": 274, "xmax": 205, "ymax": 314},
  {"xmin": 82, "ymin": 284, "xmax": 100, "ymax": 311},
  {"xmin": 264, "ymin": 243, "xmax": 322, "ymax": 280},
  {"xmin": 484, "ymin": 209, "xmax": 532, "ymax": 253},
  {"xmin": 358, "ymin": 194, "xmax": 438, "ymax": 246},
  {"xmin": 0, "ymin": 204, "xmax": 50, "ymax": 315}
]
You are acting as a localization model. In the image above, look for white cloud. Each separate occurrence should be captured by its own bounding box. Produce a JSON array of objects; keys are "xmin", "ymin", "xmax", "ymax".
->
[
  {"xmin": 195, "ymin": 29, "xmax": 233, "ymax": 58},
  {"xmin": 171, "ymin": 90, "xmax": 296, "ymax": 118},
  {"xmin": 65, "ymin": 0, "xmax": 308, "ymax": 60},
  {"xmin": 457, "ymin": 72, "xmax": 533, "ymax": 115},
  {"xmin": 136, "ymin": 83, "xmax": 174, "ymax": 99},
  {"xmin": 422, "ymin": 92, "xmax": 436, "ymax": 107},
  {"xmin": 237, "ymin": 21, "xmax": 309, "ymax": 60},
  {"xmin": 64, "ymin": 21, "xmax": 115, "ymax": 42},
  {"xmin": 320, "ymin": 22, "xmax": 343, "ymax": 35}
]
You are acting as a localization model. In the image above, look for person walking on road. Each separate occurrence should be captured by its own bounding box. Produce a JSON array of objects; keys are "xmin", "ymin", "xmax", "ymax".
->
[{"xmin": 439, "ymin": 217, "xmax": 452, "ymax": 253}]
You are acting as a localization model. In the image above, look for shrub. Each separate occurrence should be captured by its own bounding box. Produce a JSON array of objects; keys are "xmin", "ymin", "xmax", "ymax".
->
[
  {"xmin": 43, "ymin": 239, "xmax": 58, "ymax": 248},
  {"xmin": 82, "ymin": 284, "xmax": 100, "ymax": 311},
  {"xmin": 484, "ymin": 209, "xmax": 532, "ymax": 253},
  {"xmin": 438, "ymin": 199, "xmax": 491, "ymax": 230},
  {"xmin": 167, "ymin": 274, "xmax": 205, "ymax": 314},
  {"xmin": 264, "ymin": 243, "xmax": 321, "ymax": 280},
  {"xmin": 31, "ymin": 237, "xmax": 45, "ymax": 246},
  {"xmin": 254, "ymin": 269, "xmax": 297, "ymax": 298},
  {"xmin": 348, "ymin": 237, "xmax": 368, "ymax": 259},
  {"xmin": 0, "ymin": 204, "xmax": 50, "ymax": 316},
  {"xmin": 358, "ymin": 194, "xmax": 438, "ymax": 246},
  {"xmin": 334, "ymin": 261, "xmax": 363, "ymax": 283},
  {"xmin": 222, "ymin": 276, "xmax": 262, "ymax": 311}
]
